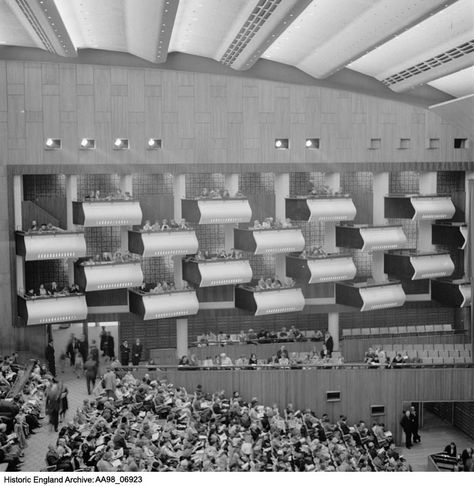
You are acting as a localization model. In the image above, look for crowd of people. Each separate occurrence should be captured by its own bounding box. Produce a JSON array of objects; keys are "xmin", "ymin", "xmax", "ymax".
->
[
  {"xmin": 364, "ymin": 346, "xmax": 421, "ymax": 368},
  {"xmin": 24, "ymin": 282, "xmax": 82, "ymax": 299},
  {"xmin": 298, "ymin": 246, "xmax": 328, "ymax": 258},
  {"xmin": 196, "ymin": 326, "xmax": 325, "ymax": 346},
  {"xmin": 244, "ymin": 276, "xmax": 296, "ymax": 291},
  {"xmin": 138, "ymin": 281, "xmax": 191, "ymax": 294},
  {"xmin": 141, "ymin": 218, "xmax": 191, "ymax": 232},
  {"xmin": 307, "ymin": 185, "xmax": 348, "ymax": 198},
  {"xmin": 80, "ymin": 251, "xmax": 139, "ymax": 266},
  {"xmin": 42, "ymin": 369, "xmax": 411, "ymax": 472},
  {"xmin": 186, "ymin": 249, "xmax": 244, "ymax": 261},
  {"xmin": 197, "ymin": 188, "xmax": 246, "ymax": 199},
  {"xmin": 26, "ymin": 220, "xmax": 65, "ymax": 233},
  {"xmin": 84, "ymin": 189, "xmax": 133, "ymax": 201},
  {"xmin": 250, "ymin": 217, "xmax": 294, "ymax": 230}
]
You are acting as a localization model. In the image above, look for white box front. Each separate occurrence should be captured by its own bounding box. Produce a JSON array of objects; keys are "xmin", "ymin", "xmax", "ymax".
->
[
  {"xmin": 26, "ymin": 296, "xmax": 88, "ymax": 325},
  {"xmin": 359, "ymin": 284, "xmax": 406, "ymax": 312},
  {"xmin": 359, "ymin": 226, "xmax": 407, "ymax": 251},
  {"xmin": 253, "ymin": 288, "xmax": 305, "ymax": 316},
  {"xmin": 140, "ymin": 231, "xmax": 199, "ymax": 257},
  {"xmin": 142, "ymin": 291, "xmax": 199, "ymax": 320},
  {"xmin": 306, "ymin": 198, "xmax": 357, "ymax": 222},
  {"xmin": 84, "ymin": 262, "xmax": 144, "ymax": 291},
  {"xmin": 23, "ymin": 233, "xmax": 86, "ymax": 261},
  {"xmin": 81, "ymin": 201, "xmax": 143, "ymax": 226},
  {"xmin": 253, "ymin": 229, "xmax": 305, "ymax": 254},
  {"xmin": 198, "ymin": 260, "xmax": 253, "ymax": 287},
  {"xmin": 410, "ymin": 254, "xmax": 454, "ymax": 280},
  {"xmin": 306, "ymin": 256, "xmax": 357, "ymax": 284},
  {"xmin": 410, "ymin": 197, "xmax": 455, "ymax": 221},
  {"xmin": 197, "ymin": 199, "xmax": 252, "ymax": 224}
]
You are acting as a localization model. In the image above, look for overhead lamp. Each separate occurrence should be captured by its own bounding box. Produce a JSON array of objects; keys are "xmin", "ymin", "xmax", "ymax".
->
[
  {"xmin": 306, "ymin": 138, "xmax": 320, "ymax": 149},
  {"xmin": 45, "ymin": 138, "xmax": 61, "ymax": 149},
  {"xmin": 80, "ymin": 138, "xmax": 96, "ymax": 149},
  {"xmin": 275, "ymin": 138, "xmax": 289, "ymax": 149},
  {"xmin": 114, "ymin": 138, "xmax": 129, "ymax": 150},
  {"xmin": 147, "ymin": 138, "xmax": 162, "ymax": 150}
]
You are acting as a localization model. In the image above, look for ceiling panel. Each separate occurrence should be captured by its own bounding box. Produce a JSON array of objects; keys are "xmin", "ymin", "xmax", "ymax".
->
[
  {"xmin": 428, "ymin": 66, "xmax": 474, "ymax": 98},
  {"xmin": 0, "ymin": 1, "xmax": 39, "ymax": 49}
]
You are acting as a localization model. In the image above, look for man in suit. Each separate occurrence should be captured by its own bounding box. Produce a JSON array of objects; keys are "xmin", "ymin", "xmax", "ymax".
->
[
  {"xmin": 410, "ymin": 405, "xmax": 421, "ymax": 443},
  {"xmin": 444, "ymin": 442, "xmax": 457, "ymax": 457},
  {"xmin": 131, "ymin": 338, "xmax": 143, "ymax": 366},
  {"xmin": 45, "ymin": 340, "xmax": 56, "ymax": 377},
  {"xmin": 400, "ymin": 410, "xmax": 413, "ymax": 449},
  {"xmin": 83, "ymin": 355, "xmax": 97, "ymax": 395},
  {"xmin": 324, "ymin": 331, "xmax": 334, "ymax": 358},
  {"xmin": 120, "ymin": 341, "xmax": 130, "ymax": 366}
]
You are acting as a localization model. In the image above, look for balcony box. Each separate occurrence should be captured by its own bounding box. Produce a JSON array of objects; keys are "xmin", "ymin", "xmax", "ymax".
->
[
  {"xmin": 15, "ymin": 230, "xmax": 86, "ymax": 261},
  {"xmin": 384, "ymin": 251, "xmax": 454, "ymax": 280},
  {"xmin": 181, "ymin": 198, "xmax": 252, "ymax": 224},
  {"xmin": 285, "ymin": 196, "xmax": 356, "ymax": 222},
  {"xmin": 182, "ymin": 258, "xmax": 252, "ymax": 287},
  {"xmin": 128, "ymin": 229, "xmax": 198, "ymax": 257},
  {"xmin": 336, "ymin": 280, "xmax": 406, "ymax": 312},
  {"xmin": 286, "ymin": 253, "xmax": 357, "ymax": 284},
  {"xmin": 336, "ymin": 224, "xmax": 406, "ymax": 252},
  {"xmin": 72, "ymin": 200, "xmax": 142, "ymax": 226},
  {"xmin": 234, "ymin": 227, "xmax": 305, "ymax": 255},
  {"xmin": 74, "ymin": 260, "xmax": 143, "ymax": 291},
  {"xmin": 129, "ymin": 289, "xmax": 199, "ymax": 320},
  {"xmin": 384, "ymin": 195, "xmax": 455, "ymax": 221},
  {"xmin": 235, "ymin": 286, "xmax": 305, "ymax": 316},
  {"xmin": 432, "ymin": 223, "xmax": 467, "ymax": 250},
  {"xmin": 17, "ymin": 294, "xmax": 87, "ymax": 326},
  {"xmin": 431, "ymin": 278, "xmax": 472, "ymax": 308}
]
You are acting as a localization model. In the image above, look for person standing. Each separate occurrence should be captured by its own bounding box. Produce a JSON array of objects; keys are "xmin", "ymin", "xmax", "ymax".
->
[
  {"xmin": 78, "ymin": 336, "xmax": 88, "ymax": 362},
  {"xmin": 131, "ymin": 338, "xmax": 143, "ymax": 366},
  {"xmin": 410, "ymin": 405, "xmax": 421, "ymax": 443},
  {"xmin": 89, "ymin": 340, "xmax": 99, "ymax": 368},
  {"xmin": 105, "ymin": 332, "xmax": 115, "ymax": 360},
  {"xmin": 83, "ymin": 355, "xmax": 98, "ymax": 395},
  {"xmin": 120, "ymin": 340, "xmax": 131, "ymax": 366},
  {"xmin": 99, "ymin": 326, "xmax": 107, "ymax": 357},
  {"xmin": 45, "ymin": 340, "xmax": 56, "ymax": 377},
  {"xmin": 45, "ymin": 381, "xmax": 61, "ymax": 432},
  {"xmin": 66, "ymin": 335, "xmax": 76, "ymax": 367},
  {"xmin": 400, "ymin": 410, "xmax": 413, "ymax": 449},
  {"xmin": 324, "ymin": 331, "xmax": 334, "ymax": 358},
  {"xmin": 102, "ymin": 369, "xmax": 117, "ymax": 400}
]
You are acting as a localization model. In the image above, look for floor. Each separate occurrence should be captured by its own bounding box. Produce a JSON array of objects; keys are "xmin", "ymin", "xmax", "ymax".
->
[{"xmin": 20, "ymin": 368, "xmax": 473, "ymax": 472}]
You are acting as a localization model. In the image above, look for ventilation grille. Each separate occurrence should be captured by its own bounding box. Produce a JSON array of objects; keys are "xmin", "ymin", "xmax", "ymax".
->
[
  {"xmin": 382, "ymin": 40, "xmax": 474, "ymax": 86},
  {"xmin": 220, "ymin": 0, "xmax": 282, "ymax": 67}
]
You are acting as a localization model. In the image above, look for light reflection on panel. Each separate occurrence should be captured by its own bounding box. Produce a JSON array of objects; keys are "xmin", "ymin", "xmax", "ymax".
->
[
  {"xmin": 459, "ymin": 283, "xmax": 471, "ymax": 307},
  {"xmin": 198, "ymin": 260, "xmax": 253, "ymax": 287},
  {"xmin": 253, "ymin": 288, "xmax": 305, "ymax": 316},
  {"xmin": 140, "ymin": 231, "xmax": 198, "ymax": 257},
  {"xmin": 459, "ymin": 226, "xmax": 468, "ymax": 250},
  {"xmin": 359, "ymin": 284, "xmax": 406, "ymax": 312},
  {"xmin": 410, "ymin": 254, "xmax": 454, "ymax": 280},
  {"xmin": 22, "ymin": 233, "xmax": 86, "ymax": 261},
  {"xmin": 306, "ymin": 198, "xmax": 357, "ymax": 222},
  {"xmin": 26, "ymin": 296, "xmax": 88, "ymax": 325},
  {"xmin": 142, "ymin": 291, "xmax": 199, "ymax": 320},
  {"xmin": 83, "ymin": 263, "xmax": 143, "ymax": 291},
  {"xmin": 253, "ymin": 229, "xmax": 305, "ymax": 254},
  {"xmin": 410, "ymin": 197, "xmax": 455, "ymax": 220},
  {"xmin": 197, "ymin": 199, "xmax": 252, "ymax": 224},
  {"xmin": 306, "ymin": 256, "xmax": 357, "ymax": 284},
  {"xmin": 81, "ymin": 201, "xmax": 142, "ymax": 226},
  {"xmin": 359, "ymin": 226, "xmax": 407, "ymax": 251}
]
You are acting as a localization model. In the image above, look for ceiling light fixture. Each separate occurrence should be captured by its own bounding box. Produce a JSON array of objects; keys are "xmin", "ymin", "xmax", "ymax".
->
[
  {"xmin": 114, "ymin": 138, "xmax": 129, "ymax": 150},
  {"xmin": 306, "ymin": 138, "xmax": 320, "ymax": 149},
  {"xmin": 45, "ymin": 138, "xmax": 61, "ymax": 149},
  {"xmin": 80, "ymin": 138, "xmax": 96, "ymax": 149},
  {"xmin": 147, "ymin": 138, "xmax": 162, "ymax": 149},
  {"xmin": 275, "ymin": 138, "xmax": 289, "ymax": 149}
]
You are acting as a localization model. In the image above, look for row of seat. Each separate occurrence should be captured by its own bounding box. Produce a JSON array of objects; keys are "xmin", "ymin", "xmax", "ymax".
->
[
  {"xmin": 343, "ymin": 324, "xmax": 452, "ymax": 337},
  {"xmin": 376, "ymin": 343, "xmax": 470, "ymax": 352}
]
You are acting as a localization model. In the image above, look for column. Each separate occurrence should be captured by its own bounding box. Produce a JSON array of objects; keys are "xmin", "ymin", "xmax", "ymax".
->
[
  {"xmin": 173, "ymin": 174, "xmax": 186, "ymax": 287},
  {"xmin": 464, "ymin": 172, "xmax": 474, "ymax": 277},
  {"xmin": 66, "ymin": 176, "xmax": 78, "ymax": 285},
  {"xmin": 120, "ymin": 175, "xmax": 133, "ymax": 251},
  {"xmin": 274, "ymin": 173, "xmax": 290, "ymax": 277},
  {"xmin": 176, "ymin": 318, "xmax": 188, "ymax": 359},
  {"xmin": 327, "ymin": 312, "xmax": 340, "ymax": 353},
  {"xmin": 13, "ymin": 176, "xmax": 25, "ymax": 293},
  {"xmin": 372, "ymin": 172, "xmax": 389, "ymax": 281},
  {"xmin": 224, "ymin": 174, "xmax": 239, "ymax": 251},
  {"xmin": 322, "ymin": 173, "xmax": 341, "ymax": 253},
  {"xmin": 418, "ymin": 172, "xmax": 437, "ymax": 251}
]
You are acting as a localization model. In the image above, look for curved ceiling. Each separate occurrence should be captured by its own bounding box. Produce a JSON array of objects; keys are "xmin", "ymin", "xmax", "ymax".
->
[{"xmin": 0, "ymin": 0, "xmax": 472, "ymax": 103}]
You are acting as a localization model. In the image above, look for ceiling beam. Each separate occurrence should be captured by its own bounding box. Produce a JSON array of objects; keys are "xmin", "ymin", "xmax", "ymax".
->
[
  {"xmin": 220, "ymin": 0, "xmax": 312, "ymax": 71},
  {"xmin": 154, "ymin": 0, "xmax": 180, "ymax": 63},
  {"xmin": 6, "ymin": 0, "xmax": 76, "ymax": 57}
]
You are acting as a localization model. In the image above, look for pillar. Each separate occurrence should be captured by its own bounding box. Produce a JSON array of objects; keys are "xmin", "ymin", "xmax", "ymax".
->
[
  {"xmin": 372, "ymin": 172, "xmax": 389, "ymax": 281},
  {"xmin": 66, "ymin": 175, "xmax": 78, "ymax": 285},
  {"xmin": 14, "ymin": 176, "xmax": 24, "ymax": 293},
  {"xmin": 328, "ymin": 312, "xmax": 339, "ymax": 352},
  {"xmin": 323, "ymin": 173, "xmax": 341, "ymax": 253},
  {"xmin": 173, "ymin": 174, "xmax": 187, "ymax": 288},
  {"xmin": 176, "ymin": 318, "xmax": 188, "ymax": 359},
  {"xmin": 274, "ymin": 173, "xmax": 290, "ymax": 277},
  {"xmin": 418, "ymin": 172, "xmax": 437, "ymax": 251},
  {"xmin": 464, "ymin": 172, "xmax": 474, "ymax": 278},
  {"xmin": 120, "ymin": 175, "xmax": 133, "ymax": 252},
  {"xmin": 224, "ymin": 174, "xmax": 239, "ymax": 251}
]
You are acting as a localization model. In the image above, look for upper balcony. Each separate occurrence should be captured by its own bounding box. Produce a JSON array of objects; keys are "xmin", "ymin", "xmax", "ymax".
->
[
  {"xmin": 432, "ymin": 223, "xmax": 468, "ymax": 250},
  {"xmin": 285, "ymin": 195, "xmax": 356, "ymax": 223},
  {"xmin": 384, "ymin": 250, "xmax": 455, "ymax": 281},
  {"xmin": 73, "ymin": 200, "xmax": 143, "ymax": 227},
  {"xmin": 129, "ymin": 288, "xmax": 199, "ymax": 320},
  {"xmin": 181, "ymin": 198, "xmax": 252, "ymax": 224},
  {"xmin": 182, "ymin": 257, "xmax": 253, "ymax": 288},
  {"xmin": 234, "ymin": 227, "xmax": 305, "ymax": 255},
  {"xmin": 74, "ymin": 258, "xmax": 143, "ymax": 291},
  {"xmin": 336, "ymin": 224, "xmax": 407, "ymax": 252},
  {"xmin": 336, "ymin": 280, "xmax": 406, "ymax": 312},
  {"xmin": 384, "ymin": 194, "xmax": 455, "ymax": 221},
  {"xmin": 17, "ymin": 293, "xmax": 87, "ymax": 326},
  {"xmin": 235, "ymin": 284, "xmax": 305, "ymax": 316},
  {"xmin": 128, "ymin": 229, "xmax": 198, "ymax": 257},
  {"xmin": 286, "ymin": 253, "xmax": 357, "ymax": 284},
  {"xmin": 15, "ymin": 230, "xmax": 86, "ymax": 261},
  {"xmin": 431, "ymin": 278, "xmax": 472, "ymax": 308}
]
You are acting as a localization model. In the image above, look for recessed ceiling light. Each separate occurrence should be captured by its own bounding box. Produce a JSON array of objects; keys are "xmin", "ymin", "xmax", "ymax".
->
[{"xmin": 45, "ymin": 138, "xmax": 61, "ymax": 149}]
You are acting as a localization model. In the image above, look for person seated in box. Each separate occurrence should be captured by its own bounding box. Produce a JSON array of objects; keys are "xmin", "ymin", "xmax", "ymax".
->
[
  {"xmin": 142, "ymin": 220, "xmax": 153, "ymax": 231},
  {"xmin": 257, "ymin": 277, "xmax": 267, "ymax": 290},
  {"xmin": 38, "ymin": 223, "xmax": 48, "ymax": 232},
  {"xmin": 151, "ymin": 220, "xmax": 161, "ymax": 231},
  {"xmin": 221, "ymin": 189, "xmax": 230, "ymax": 199},
  {"xmin": 252, "ymin": 220, "xmax": 262, "ymax": 230},
  {"xmin": 169, "ymin": 219, "xmax": 179, "ymax": 229},
  {"xmin": 38, "ymin": 284, "xmax": 50, "ymax": 297},
  {"xmin": 29, "ymin": 220, "xmax": 38, "ymax": 232},
  {"xmin": 200, "ymin": 188, "xmax": 209, "ymax": 198},
  {"xmin": 161, "ymin": 219, "xmax": 170, "ymax": 231},
  {"xmin": 179, "ymin": 219, "xmax": 190, "ymax": 230},
  {"xmin": 209, "ymin": 189, "xmax": 221, "ymax": 199},
  {"xmin": 47, "ymin": 222, "xmax": 63, "ymax": 232},
  {"xmin": 282, "ymin": 218, "xmax": 293, "ymax": 228},
  {"xmin": 25, "ymin": 288, "xmax": 36, "ymax": 298}
]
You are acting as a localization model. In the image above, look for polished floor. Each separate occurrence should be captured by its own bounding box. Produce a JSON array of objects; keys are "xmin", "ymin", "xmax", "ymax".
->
[{"xmin": 20, "ymin": 365, "xmax": 473, "ymax": 472}]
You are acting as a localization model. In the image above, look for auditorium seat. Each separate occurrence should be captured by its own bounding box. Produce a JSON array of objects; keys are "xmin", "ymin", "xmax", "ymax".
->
[
  {"xmin": 432, "ymin": 358, "xmax": 444, "ymax": 365},
  {"xmin": 434, "ymin": 344, "xmax": 444, "ymax": 351},
  {"xmin": 442, "ymin": 324, "xmax": 452, "ymax": 332},
  {"xmin": 425, "ymin": 325, "xmax": 435, "ymax": 332},
  {"xmin": 388, "ymin": 326, "xmax": 398, "ymax": 334},
  {"xmin": 370, "ymin": 327, "xmax": 380, "ymax": 335},
  {"xmin": 428, "ymin": 350, "xmax": 439, "ymax": 358},
  {"xmin": 433, "ymin": 324, "xmax": 444, "ymax": 333},
  {"xmin": 415, "ymin": 325, "xmax": 426, "ymax": 333},
  {"xmin": 424, "ymin": 357, "xmax": 434, "ymax": 364},
  {"xmin": 413, "ymin": 344, "xmax": 423, "ymax": 351},
  {"xmin": 342, "ymin": 329, "xmax": 351, "ymax": 337},
  {"xmin": 444, "ymin": 344, "xmax": 455, "ymax": 351},
  {"xmin": 361, "ymin": 328, "xmax": 370, "ymax": 336}
]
